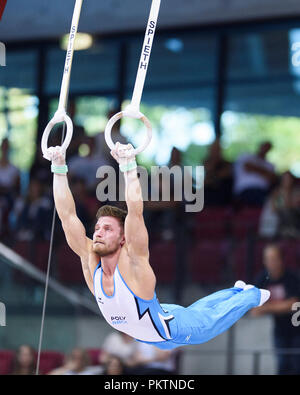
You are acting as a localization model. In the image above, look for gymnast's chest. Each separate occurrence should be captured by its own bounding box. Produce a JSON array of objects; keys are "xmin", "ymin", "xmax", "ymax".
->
[{"xmin": 101, "ymin": 272, "xmax": 114, "ymax": 297}]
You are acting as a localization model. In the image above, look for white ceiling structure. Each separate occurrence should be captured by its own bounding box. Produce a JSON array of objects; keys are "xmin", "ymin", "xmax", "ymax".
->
[{"xmin": 0, "ymin": 0, "xmax": 300, "ymax": 42}]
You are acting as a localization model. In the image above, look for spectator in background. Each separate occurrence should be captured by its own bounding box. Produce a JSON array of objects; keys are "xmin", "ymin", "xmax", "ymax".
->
[
  {"xmin": 271, "ymin": 171, "xmax": 300, "ymax": 239},
  {"xmin": 259, "ymin": 171, "xmax": 300, "ymax": 239},
  {"xmin": 203, "ymin": 138, "xmax": 233, "ymax": 206},
  {"xmin": 30, "ymin": 145, "xmax": 55, "ymax": 191},
  {"xmin": 100, "ymin": 331, "xmax": 178, "ymax": 375},
  {"xmin": 68, "ymin": 135, "xmax": 106, "ymax": 194},
  {"xmin": 11, "ymin": 345, "xmax": 36, "ymax": 375},
  {"xmin": 48, "ymin": 348, "xmax": 102, "ymax": 375},
  {"xmin": 252, "ymin": 243, "xmax": 300, "ymax": 375},
  {"xmin": 0, "ymin": 137, "xmax": 20, "ymax": 194},
  {"xmin": 144, "ymin": 147, "xmax": 184, "ymax": 241},
  {"xmin": 132, "ymin": 342, "xmax": 179, "ymax": 375},
  {"xmin": 233, "ymin": 141, "xmax": 277, "ymax": 206},
  {"xmin": 102, "ymin": 355, "xmax": 127, "ymax": 375},
  {"xmin": 0, "ymin": 138, "xmax": 20, "ymax": 239},
  {"xmin": 12, "ymin": 178, "xmax": 53, "ymax": 242},
  {"xmin": 100, "ymin": 331, "xmax": 139, "ymax": 371}
]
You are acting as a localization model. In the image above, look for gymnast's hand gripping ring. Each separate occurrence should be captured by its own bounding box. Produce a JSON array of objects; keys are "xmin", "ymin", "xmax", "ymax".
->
[
  {"xmin": 105, "ymin": 110, "xmax": 152, "ymax": 155},
  {"xmin": 41, "ymin": 110, "xmax": 73, "ymax": 161}
]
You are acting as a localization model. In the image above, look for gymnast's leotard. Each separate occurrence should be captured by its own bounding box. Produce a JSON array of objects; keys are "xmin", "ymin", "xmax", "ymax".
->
[{"xmin": 93, "ymin": 262, "xmax": 260, "ymax": 350}]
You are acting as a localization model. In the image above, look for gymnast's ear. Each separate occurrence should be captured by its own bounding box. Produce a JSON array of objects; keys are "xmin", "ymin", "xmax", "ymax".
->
[{"xmin": 120, "ymin": 234, "xmax": 126, "ymax": 247}]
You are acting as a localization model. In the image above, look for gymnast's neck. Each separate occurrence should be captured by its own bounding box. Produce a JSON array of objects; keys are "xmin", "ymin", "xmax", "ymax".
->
[{"xmin": 99, "ymin": 248, "xmax": 123, "ymax": 277}]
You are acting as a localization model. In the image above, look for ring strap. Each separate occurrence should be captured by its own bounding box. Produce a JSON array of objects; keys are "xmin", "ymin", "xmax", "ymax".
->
[
  {"xmin": 130, "ymin": 0, "xmax": 161, "ymax": 112},
  {"xmin": 58, "ymin": 0, "xmax": 83, "ymax": 111}
]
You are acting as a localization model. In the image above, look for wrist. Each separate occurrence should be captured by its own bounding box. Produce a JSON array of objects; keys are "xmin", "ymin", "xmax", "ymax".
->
[
  {"xmin": 52, "ymin": 159, "xmax": 66, "ymax": 166},
  {"xmin": 51, "ymin": 164, "xmax": 68, "ymax": 174},
  {"xmin": 119, "ymin": 159, "xmax": 137, "ymax": 173}
]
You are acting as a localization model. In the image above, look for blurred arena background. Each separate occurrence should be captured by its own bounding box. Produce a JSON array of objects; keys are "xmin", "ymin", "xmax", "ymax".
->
[{"xmin": 0, "ymin": 0, "xmax": 300, "ymax": 375}]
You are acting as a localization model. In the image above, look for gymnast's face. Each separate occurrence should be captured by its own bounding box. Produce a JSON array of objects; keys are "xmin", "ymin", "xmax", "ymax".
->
[{"xmin": 93, "ymin": 216, "xmax": 125, "ymax": 257}]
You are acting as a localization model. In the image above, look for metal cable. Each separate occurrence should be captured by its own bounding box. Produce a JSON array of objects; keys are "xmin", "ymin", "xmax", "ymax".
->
[{"xmin": 35, "ymin": 122, "xmax": 67, "ymax": 375}]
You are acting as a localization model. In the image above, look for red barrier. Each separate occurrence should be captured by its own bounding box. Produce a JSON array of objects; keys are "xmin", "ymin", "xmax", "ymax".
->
[{"xmin": 0, "ymin": 0, "xmax": 7, "ymax": 21}]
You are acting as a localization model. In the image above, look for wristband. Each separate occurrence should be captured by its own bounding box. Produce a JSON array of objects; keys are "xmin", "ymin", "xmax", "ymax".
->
[
  {"xmin": 51, "ymin": 164, "xmax": 68, "ymax": 174},
  {"xmin": 119, "ymin": 160, "xmax": 137, "ymax": 173}
]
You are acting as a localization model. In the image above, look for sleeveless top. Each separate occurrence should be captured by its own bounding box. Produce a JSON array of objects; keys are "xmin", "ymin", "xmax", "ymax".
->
[{"xmin": 93, "ymin": 262, "xmax": 175, "ymax": 343}]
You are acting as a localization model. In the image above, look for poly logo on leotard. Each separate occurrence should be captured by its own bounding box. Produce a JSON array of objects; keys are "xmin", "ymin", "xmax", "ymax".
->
[{"xmin": 111, "ymin": 316, "xmax": 128, "ymax": 325}]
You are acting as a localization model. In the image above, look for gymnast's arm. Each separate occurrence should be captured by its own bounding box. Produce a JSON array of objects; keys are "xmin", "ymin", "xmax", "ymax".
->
[
  {"xmin": 112, "ymin": 144, "xmax": 149, "ymax": 262},
  {"xmin": 123, "ymin": 167, "xmax": 150, "ymax": 260},
  {"xmin": 49, "ymin": 147, "xmax": 94, "ymax": 294}
]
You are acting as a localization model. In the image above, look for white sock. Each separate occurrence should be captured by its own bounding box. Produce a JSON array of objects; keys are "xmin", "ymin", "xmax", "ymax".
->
[
  {"xmin": 258, "ymin": 289, "xmax": 271, "ymax": 306},
  {"xmin": 244, "ymin": 284, "xmax": 270, "ymax": 306},
  {"xmin": 234, "ymin": 280, "xmax": 246, "ymax": 289}
]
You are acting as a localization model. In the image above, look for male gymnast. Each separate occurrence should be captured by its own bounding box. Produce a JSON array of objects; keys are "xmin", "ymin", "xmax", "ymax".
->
[{"xmin": 47, "ymin": 142, "xmax": 270, "ymax": 350}]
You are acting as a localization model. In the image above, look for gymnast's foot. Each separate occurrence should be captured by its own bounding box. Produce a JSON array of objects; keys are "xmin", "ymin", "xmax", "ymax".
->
[
  {"xmin": 234, "ymin": 280, "xmax": 246, "ymax": 289},
  {"xmin": 258, "ymin": 289, "xmax": 270, "ymax": 306},
  {"xmin": 244, "ymin": 284, "xmax": 270, "ymax": 307}
]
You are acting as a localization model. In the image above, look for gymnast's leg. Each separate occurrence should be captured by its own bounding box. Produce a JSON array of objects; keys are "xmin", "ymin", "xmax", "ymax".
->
[
  {"xmin": 162, "ymin": 281, "xmax": 247, "ymax": 315},
  {"xmin": 172, "ymin": 285, "xmax": 268, "ymax": 345},
  {"xmin": 188, "ymin": 284, "xmax": 244, "ymax": 310}
]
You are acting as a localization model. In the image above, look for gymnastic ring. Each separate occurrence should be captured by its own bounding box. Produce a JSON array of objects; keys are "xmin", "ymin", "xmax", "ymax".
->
[
  {"xmin": 104, "ymin": 110, "xmax": 152, "ymax": 155},
  {"xmin": 41, "ymin": 111, "xmax": 73, "ymax": 161}
]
